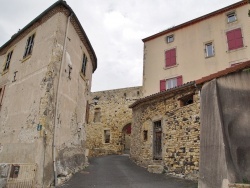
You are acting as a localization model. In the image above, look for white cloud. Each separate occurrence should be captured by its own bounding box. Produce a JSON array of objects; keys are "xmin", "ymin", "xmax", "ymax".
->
[{"xmin": 0, "ymin": 0, "xmax": 240, "ymax": 92}]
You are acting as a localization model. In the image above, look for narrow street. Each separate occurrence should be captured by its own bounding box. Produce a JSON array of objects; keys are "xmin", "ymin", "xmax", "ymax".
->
[{"xmin": 59, "ymin": 155, "xmax": 198, "ymax": 188}]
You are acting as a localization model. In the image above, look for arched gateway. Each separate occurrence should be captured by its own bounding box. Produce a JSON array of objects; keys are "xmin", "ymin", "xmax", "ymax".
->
[{"xmin": 122, "ymin": 123, "xmax": 131, "ymax": 154}]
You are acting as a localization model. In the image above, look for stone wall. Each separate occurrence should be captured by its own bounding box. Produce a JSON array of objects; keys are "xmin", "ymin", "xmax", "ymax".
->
[
  {"xmin": 130, "ymin": 84, "xmax": 200, "ymax": 180},
  {"xmin": 86, "ymin": 86, "xmax": 142, "ymax": 157}
]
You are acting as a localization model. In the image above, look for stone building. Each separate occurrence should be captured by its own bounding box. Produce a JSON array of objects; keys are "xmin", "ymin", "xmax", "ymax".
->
[
  {"xmin": 0, "ymin": 1, "xmax": 97, "ymax": 187},
  {"xmin": 129, "ymin": 83, "xmax": 200, "ymax": 180},
  {"xmin": 86, "ymin": 86, "xmax": 142, "ymax": 157},
  {"xmin": 142, "ymin": 0, "xmax": 250, "ymax": 96}
]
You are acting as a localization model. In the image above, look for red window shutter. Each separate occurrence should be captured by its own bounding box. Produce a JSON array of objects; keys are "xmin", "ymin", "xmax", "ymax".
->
[
  {"xmin": 177, "ymin": 76, "xmax": 183, "ymax": 86},
  {"xmin": 160, "ymin": 79, "xmax": 166, "ymax": 91},
  {"xmin": 234, "ymin": 28, "xmax": 243, "ymax": 49},
  {"xmin": 165, "ymin": 48, "xmax": 176, "ymax": 67},
  {"xmin": 227, "ymin": 28, "xmax": 243, "ymax": 50}
]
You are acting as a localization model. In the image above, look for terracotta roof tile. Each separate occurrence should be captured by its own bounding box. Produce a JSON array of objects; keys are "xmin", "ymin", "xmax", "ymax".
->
[
  {"xmin": 129, "ymin": 81, "xmax": 195, "ymax": 108},
  {"xmin": 143, "ymin": 0, "xmax": 247, "ymax": 42},
  {"xmin": 195, "ymin": 60, "xmax": 250, "ymax": 85}
]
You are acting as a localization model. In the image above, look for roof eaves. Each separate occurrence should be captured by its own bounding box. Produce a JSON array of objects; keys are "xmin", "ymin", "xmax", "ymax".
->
[
  {"xmin": 0, "ymin": 0, "xmax": 97, "ymax": 72},
  {"xmin": 195, "ymin": 60, "xmax": 250, "ymax": 85},
  {"xmin": 129, "ymin": 81, "xmax": 195, "ymax": 108},
  {"xmin": 142, "ymin": 0, "xmax": 247, "ymax": 42}
]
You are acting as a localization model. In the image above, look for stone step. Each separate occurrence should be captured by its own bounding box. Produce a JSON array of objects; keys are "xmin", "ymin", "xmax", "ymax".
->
[{"xmin": 147, "ymin": 165, "xmax": 164, "ymax": 174}]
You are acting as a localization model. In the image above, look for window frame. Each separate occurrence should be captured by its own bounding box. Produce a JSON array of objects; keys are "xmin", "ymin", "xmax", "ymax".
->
[
  {"xmin": 204, "ymin": 42, "xmax": 215, "ymax": 58},
  {"xmin": 227, "ymin": 12, "xmax": 237, "ymax": 23},
  {"xmin": 23, "ymin": 33, "xmax": 35, "ymax": 59},
  {"xmin": 3, "ymin": 50, "xmax": 13, "ymax": 72},
  {"xmin": 160, "ymin": 75, "xmax": 183, "ymax": 92},
  {"xmin": 166, "ymin": 35, "xmax": 174, "ymax": 43}
]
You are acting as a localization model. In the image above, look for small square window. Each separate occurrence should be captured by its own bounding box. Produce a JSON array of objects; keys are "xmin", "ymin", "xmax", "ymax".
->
[
  {"xmin": 205, "ymin": 43, "xmax": 214, "ymax": 57},
  {"xmin": 166, "ymin": 35, "xmax": 174, "ymax": 43},
  {"xmin": 227, "ymin": 12, "xmax": 237, "ymax": 23}
]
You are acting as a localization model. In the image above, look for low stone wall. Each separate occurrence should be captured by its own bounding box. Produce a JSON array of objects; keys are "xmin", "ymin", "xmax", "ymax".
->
[{"xmin": 130, "ymin": 84, "xmax": 200, "ymax": 180}]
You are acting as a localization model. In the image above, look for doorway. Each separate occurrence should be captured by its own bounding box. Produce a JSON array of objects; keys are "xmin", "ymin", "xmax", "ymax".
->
[
  {"xmin": 153, "ymin": 120, "xmax": 162, "ymax": 160},
  {"xmin": 122, "ymin": 123, "xmax": 131, "ymax": 154}
]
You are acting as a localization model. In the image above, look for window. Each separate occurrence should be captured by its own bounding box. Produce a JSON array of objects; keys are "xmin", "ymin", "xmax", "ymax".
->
[
  {"xmin": 81, "ymin": 53, "xmax": 87, "ymax": 76},
  {"xmin": 0, "ymin": 86, "xmax": 6, "ymax": 108},
  {"xmin": 104, "ymin": 130, "xmax": 110, "ymax": 143},
  {"xmin": 165, "ymin": 48, "xmax": 176, "ymax": 67},
  {"xmin": 226, "ymin": 28, "xmax": 243, "ymax": 51},
  {"xmin": 23, "ymin": 33, "xmax": 35, "ymax": 58},
  {"xmin": 160, "ymin": 76, "xmax": 182, "ymax": 91},
  {"xmin": 93, "ymin": 108, "xmax": 101, "ymax": 122},
  {"xmin": 227, "ymin": 12, "xmax": 237, "ymax": 23},
  {"xmin": 205, "ymin": 42, "xmax": 214, "ymax": 57},
  {"xmin": 166, "ymin": 35, "xmax": 174, "ymax": 43},
  {"xmin": 143, "ymin": 130, "xmax": 148, "ymax": 141},
  {"xmin": 179, "ymin": 94, "xmax": 194, "ymax": 107},
  {"xmin": 3, "ymin": 50, "xmax": 13, "ymax": 71}
]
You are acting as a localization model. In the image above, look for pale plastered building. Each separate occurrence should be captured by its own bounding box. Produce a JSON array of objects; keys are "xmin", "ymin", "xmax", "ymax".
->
[
  {"xmin": 142, "ymin": 0, "xmax": 250, "ymax": 96},
  {"xmin": 0, "ymin": 1, "xmax": 97, "ymax": 187}
]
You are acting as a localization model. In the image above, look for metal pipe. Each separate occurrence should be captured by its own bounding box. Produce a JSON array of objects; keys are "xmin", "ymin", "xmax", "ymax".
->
[{"xmin": 52, "ymin": 13, "xmax": 72, "ymax": 187}]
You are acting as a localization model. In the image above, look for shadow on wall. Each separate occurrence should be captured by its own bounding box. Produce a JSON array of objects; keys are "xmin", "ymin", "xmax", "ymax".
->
[{"xmin": 199, "ymin": 71, "xmax": 250, "ymax": 188}]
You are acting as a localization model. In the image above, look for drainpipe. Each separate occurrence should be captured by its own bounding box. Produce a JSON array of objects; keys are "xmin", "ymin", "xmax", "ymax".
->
[{"xmin": 52, "ymin": 13, "xmax": 72, "ymax": 187}]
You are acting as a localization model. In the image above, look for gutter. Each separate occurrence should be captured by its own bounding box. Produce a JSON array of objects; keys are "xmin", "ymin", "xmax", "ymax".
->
[{"xmin": 52, "ymin": 12, "xmax": 72, "ymax": 187}]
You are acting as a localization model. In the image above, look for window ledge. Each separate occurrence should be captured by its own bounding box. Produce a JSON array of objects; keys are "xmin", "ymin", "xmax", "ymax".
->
[
  {"xmin": 205, "ymin": 55, "xmax": 215, "ymax": 59},
  {"xmin": 226, "ymin": 46, "xmax": 247, "ymax": 53},
  {"xmin": 163, "ymin": 64, "xmax": 178, "ymax": 70},
  {"xmin": 22, "ymin": 55, "xmax": 31, "ymax": 63}
]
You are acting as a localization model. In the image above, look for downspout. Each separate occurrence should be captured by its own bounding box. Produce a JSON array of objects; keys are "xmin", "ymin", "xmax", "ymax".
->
[{"xmin": 52, "ymin": 13, "xmax": 72, "ymax": 186}]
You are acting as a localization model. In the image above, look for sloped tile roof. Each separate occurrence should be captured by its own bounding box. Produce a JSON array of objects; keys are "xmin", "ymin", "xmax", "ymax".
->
[
  {"xmin": 195, "ymin": 60, "xmax": 250, "ymax": 85},
  {"xmin": 143, "ymin": 0, "xmax": 247, "ymax": 42},
  {"xmin": 129, "ymin": 81, "xmax": 195, "ymax": 108}
]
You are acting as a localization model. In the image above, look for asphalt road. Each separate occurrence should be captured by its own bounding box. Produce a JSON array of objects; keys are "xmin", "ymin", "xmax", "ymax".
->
[{"xmin": 59, "ymin": 155, "xmax": 198, "ymax": 188}]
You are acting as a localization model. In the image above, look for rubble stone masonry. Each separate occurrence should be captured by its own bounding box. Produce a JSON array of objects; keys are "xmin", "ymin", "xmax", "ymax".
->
[
  {"xmin": 130, "ymin": 84, "xmax": 200, "ymax": 180},
  {"xmin": 86, "ymin": 86, "xmax": 142, "ymax": 157}
]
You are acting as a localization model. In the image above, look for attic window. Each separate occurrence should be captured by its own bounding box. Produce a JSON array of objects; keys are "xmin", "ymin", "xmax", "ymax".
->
[
  {"xmin": 227, "ymin": 12, "xmax": 237, "ymax": 23},
  {"xmin": 179, "ymin": 94, "xmax": 194, "ymax": 107},
  {"xmin": 166, "ymin": 35, "xmax": 174, "ymax": 43}
]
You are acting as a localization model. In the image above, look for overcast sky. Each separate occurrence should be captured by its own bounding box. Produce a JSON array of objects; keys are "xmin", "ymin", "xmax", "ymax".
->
[{"xmin": 0, "ymin": 0, "xmax": 240, "ymax": 92}]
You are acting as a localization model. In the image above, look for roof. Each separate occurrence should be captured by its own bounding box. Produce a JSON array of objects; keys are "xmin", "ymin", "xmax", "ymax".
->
[
  {"xmin": 196, "ymin": 60, "xmax": 250, "ymax": 85},
  {"xmin": 129, "ymin": 81, "xmax": 195, "ymax": 108},
  {"xmin": 143, "ymin": 0, "xmax": 248, "ymax": 42},
  {"xmin": 0, "ymin": 0, "xmax": 97, "ymax": 72}
]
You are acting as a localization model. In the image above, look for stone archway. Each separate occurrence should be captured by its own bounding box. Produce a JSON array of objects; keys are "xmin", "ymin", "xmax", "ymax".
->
[{"xmin": 122, "ymin": 123, "xmax": 131, "ymax": 154}]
